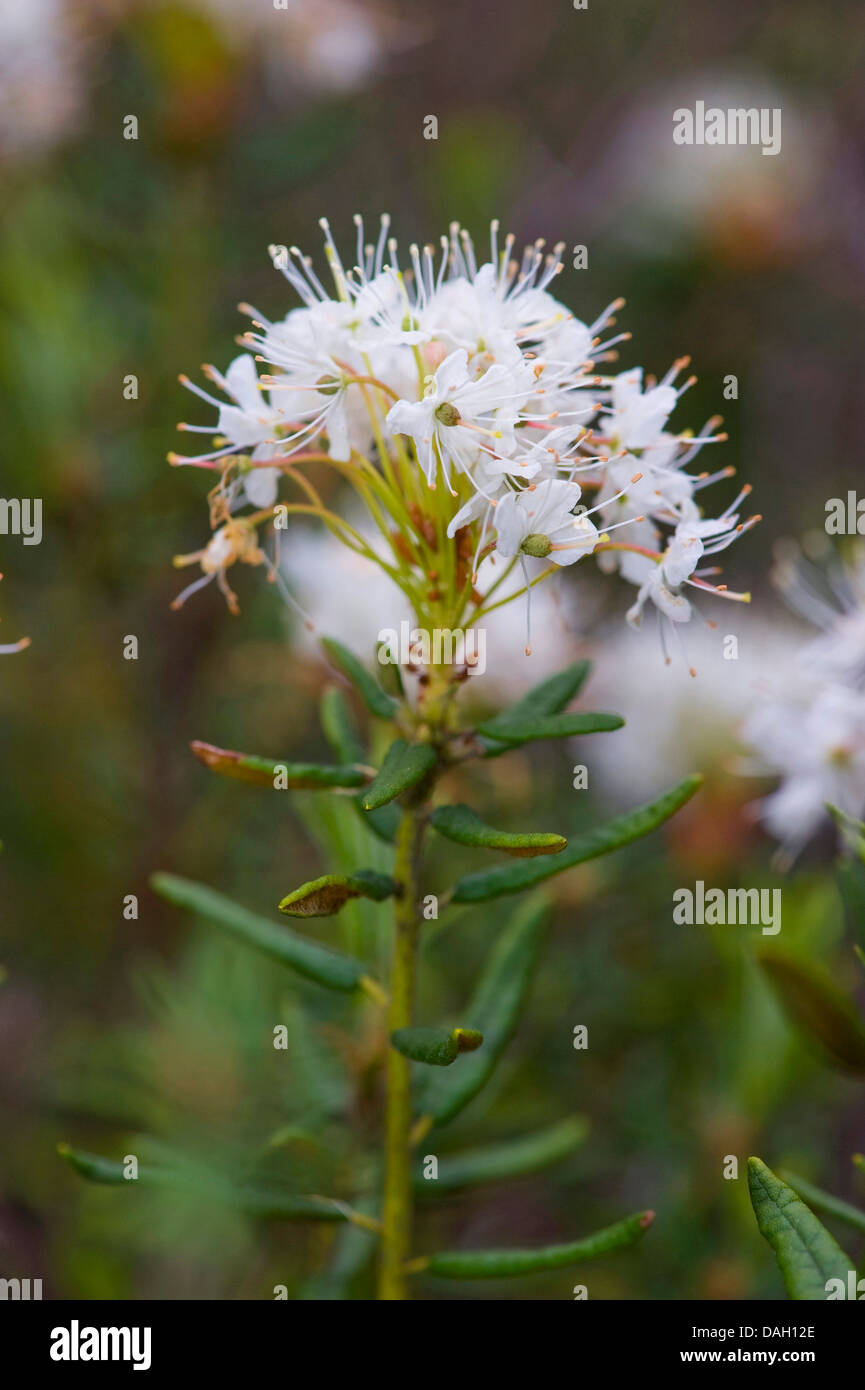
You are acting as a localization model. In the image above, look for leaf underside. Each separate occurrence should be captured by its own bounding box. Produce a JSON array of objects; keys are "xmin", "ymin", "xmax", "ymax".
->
[{"xmin": 279, "ymin": 869, "xmax": 396, "ymax": 918}]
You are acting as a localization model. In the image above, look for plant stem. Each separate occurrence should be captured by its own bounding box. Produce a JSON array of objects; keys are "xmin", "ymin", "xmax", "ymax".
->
[{"xmin": 378, "ymin": 799, "xmax": 426, "ymax": 1300}]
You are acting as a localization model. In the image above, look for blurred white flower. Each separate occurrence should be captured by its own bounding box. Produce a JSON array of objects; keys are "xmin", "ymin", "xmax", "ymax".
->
[
  {"xmin": 743, "ymin": 682, "xmax": 865, "ymax": 856},
  {"xmin": 585, "ymin": 614, "xmax": 802, "ymax": 810},
  {"xmin": 739, "ymin": 543, "xmax": 865, "ymax": 858}
]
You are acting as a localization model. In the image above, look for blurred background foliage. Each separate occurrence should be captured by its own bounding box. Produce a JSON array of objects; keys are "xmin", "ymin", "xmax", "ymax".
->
[{"xmin": 2, "ymin": 0, "xmax": 865, "ymax": 1299}]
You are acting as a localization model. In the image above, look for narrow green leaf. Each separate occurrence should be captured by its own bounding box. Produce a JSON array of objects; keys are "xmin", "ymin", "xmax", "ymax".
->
[
  {"xmin": 279, "ymin": 869, "xmax": 397, "ymax": 918},
  {"xmin": 418, "ymin": 895, "xmax": 548, "ymax": 1125},
  {"xmin": 419, "ymin": 1209, "xmax": 654, "ymax": 1279},
  {"xmin": 360, "ymin": 739, "xmax": 437, "ymax": 810},
  {"xmin": 778, "ymin": 1170, "xmax": 865, "ymax": 1237},
  {"xmin": 757, "ymin": 945, "xmax": 865, "ymax": 1073},
  {"xmin": 451, "ymin": 775, "xmax": 702, "ymax": 904},
  {"xmin": 748, "ymin": 1157, "xmax": 852, "ymax": 1299},
  {"xmin": 431, "ymin": 803, "xmax": 566, "ymax": 858},
  {"xmin": 150, "ymin": 872, "xmax": 367, "ymax": 992},
  {"xmin": 392, "ymin": 1026, "xmax": 483, "ymax": 1067},
  {"xmin": 321, "ymin": 636, "xmax": 398, "ymax": 720},
  {"xmin": 480, "ymin": 660, "xmax": 591, "ymax": 756},
  {"xmin": 376, "ymin": 642, "xmax": 406, "ymax": 697},
  {"xmin": 57, "ymin": 1145, "xmax": 346, "ymax": 1221},
  {"xmin": 415, "ymin": 1115, "xmax": 589, "ymax": 1195},
  {"xmin": 494, "ymin": 661, "xmax": 591, "ymax": 720},
  {"xmin": 478, "ymin": 711, "xmax": 623, "ymax": 747},
  {"xmin": 191, "ymin": 740, "xmax": 367, "ymax": 789},
  {"xmin": 319, "ymin": 686, "xmax": 365, "ymax": 766}
]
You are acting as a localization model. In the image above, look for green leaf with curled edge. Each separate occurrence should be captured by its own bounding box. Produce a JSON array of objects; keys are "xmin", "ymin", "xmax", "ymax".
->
[
  {"xmin": 279, "ymin": 870, "xmax": 397, "ymax": 918},
  {"xmin": 321, "ymin": 636, "xmax": 398, "ymax": 720},
  {"xmin": 478, "ymin": 710, "xmax": 623, "ymax": 747},
  {"xmin": 150, "ymin": 872, "xmax": 369, "ymax": 993},
  {"xmin": 360, "ymin": 739, "xmax": 437, "ymax": 810},
  {"xmin": 391, "ymin": 1026, "xmax": 483, "ymax": 1067},
  {"xmin": 418, "ymin": 894, "xmax": 548, "ymax": 1126},
  {"xmin": 748, "ymin": 1157, "xmax": 852, "ymax": 1300},
  {"xmin": 415, "ymin": 1115, "xmax": 589, "ymax": 1195},
  {"xmin": 414, "ymin": 1209, "xmax": 654, "ymax": 1279},
  {"xmin": 57, "ymin": 1145, "xmax": 348, "ymax": 1221},
  {"xmin": 451, "ymin": 775, "xmax": 702, "ymax": 903},
  {"xmin": 430, "ymin": 803, "xmax": 566, "ymax": 857},
  {"xmin": 191, "ymin": 739, "xmax": 368, "ymax": 789},
  {"xmin": 479, "ymin": 660, "xmax": 591, "ymax": 757},
  {"xmin": 756, "ymin": 944, "xmax": 865, "ymax": 1073}
]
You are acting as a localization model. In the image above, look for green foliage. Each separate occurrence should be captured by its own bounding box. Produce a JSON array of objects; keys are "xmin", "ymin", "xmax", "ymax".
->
[
  {"xmin": 321, "ymin": 636, "xmax": 398, "ymax": 720},
  {"xmin": 415, "ymin": 1116, "xmax": 589, "ymax": 1195},
  {"xmin": 319, "ymin": 686, "xmax": 365, "ymax": 766},
  {"xmin": 479, "ymin": 659, "xmax": 591, "ymax": 756},
  {"xmin": 778, "ymin": 1170, "xmax": 865, "ymax": 1236},
  {"xmin": 419, "ymin": 1209, "xmax": 655, "ymax": 1279},
  {"xmin": 391, "ymin": 1025, "xmax": 483, "ymax": 1066},
  {"xmin": 747, "ymin": 1157, "xmax": 852, "ymax": 1300},
  {"xmin": 150, "ymin": 872, "xmax": 370, "ymax": 993},
  {"xmin": 830, "ymin": 805, "xmax": 865, "ymax": 955},
  {"xmin": 450, "ymin": 775, "xmax": 703, "ymax": 903},
  {"xmin": 417, "ymin": 895, "xmax": 549, "ymax": 1126},
  {"xmin": 57, "ymin": 1145, "xmax": 347, "ymax": 1221},
  {"xmin": 190, "ymin": 739, "xmax": 368, "ymax": 789},
  {"xmin": 360, "ymin": 739, "xmax": 437, "ymax": 810},
  {"xmin": 478, "ymin": 710, "xmax": 624, "ymax": 747},
  {"xmin": 430, "ymin": 802, "xmax": 566, "ymax": 857},
  {"xmin": 756, "ymin": 944, "xmax": 865, "ymax": 1073},
  {"xmin": 76, "ymin": 656, "xmax": 695, "ymax": 1297},
  {"xmin": 278, "ymin": 870, "xmax": 397, "ymax": 918}
]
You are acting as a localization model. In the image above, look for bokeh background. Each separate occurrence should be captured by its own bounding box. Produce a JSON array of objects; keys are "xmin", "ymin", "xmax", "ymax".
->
[{"xmin": 2, "ymin": 0, "xmax": 865, "ymax": 1300}]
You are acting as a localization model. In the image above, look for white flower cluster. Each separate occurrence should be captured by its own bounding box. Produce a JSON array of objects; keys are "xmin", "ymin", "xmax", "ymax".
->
[
  {"xmin": 171, "ymin": 216, "xmax": 756, "ymax": 651},
  {"xmin": 743, "ymin": 545, "xmax": 865, "ymax": 859}
]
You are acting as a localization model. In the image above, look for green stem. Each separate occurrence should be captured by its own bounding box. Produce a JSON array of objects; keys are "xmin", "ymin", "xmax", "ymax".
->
[{"xmin": 378, "ymin": 799, "xmax": 426, "ymax": 1299}]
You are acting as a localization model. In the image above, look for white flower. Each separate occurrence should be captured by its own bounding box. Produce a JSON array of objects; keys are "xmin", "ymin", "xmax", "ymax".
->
[
  {"xmin": 170, "ymin": 214, "xmax": 755, "ymax": 640},
  {"xmin": 744, "ymin": 683, "xmax": 865, "ymax": 857},
  {"xmin": 386, "ymin": 349, "xmax": 533, "ymax": 490},
  {"xmin": 494, "ymin": 479, "xmax": 599, "ymax": 566},
  {"xmin": 626, "ymin": 513, "xmax": 748, "ymax": 642},
  {"xmin": 209, "ymin": 356, "xmax": 287, "ymax": 507},
  {"xmin": 607, "ymin": 367, "xmax": 680, "ymax": 450},
  {"xmin": 173, "ymin": 354, "xmax": 287, "ymax": 505}
]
